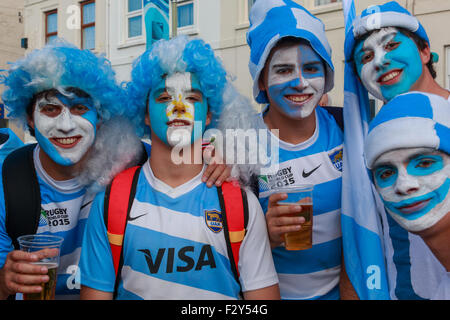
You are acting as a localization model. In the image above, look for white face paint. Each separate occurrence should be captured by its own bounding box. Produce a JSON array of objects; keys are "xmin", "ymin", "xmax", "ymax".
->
[
  {"xmin": 266, "ymin": 43, "xmax": 325, "ymax": 119},
  {"xmin": 372, "ymin": 148, "xmax": 450, "ymax": 232},
  {"xmin": 33, "ymin": 92, "xmax": 97, "ymax": 166}
]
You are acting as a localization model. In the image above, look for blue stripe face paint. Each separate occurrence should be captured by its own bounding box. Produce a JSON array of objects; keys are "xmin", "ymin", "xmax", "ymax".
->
[
  {"xmin": 33, "ymin": 90, "xmax": 98, "ymax": 166},
  {"xmin": 372, "ymin": 148, "xmax": 450, "ymax": 232},
  {"xmin": 264, "ymin": 43, "xmax": 325, "ymax": 119},
  {"xmin": 354, "ymin": 27, "xmax": 423, "ymax": 102},
  {"xmin": 148, "ymin": 72, "xmax": 208, "ymax": 148}
]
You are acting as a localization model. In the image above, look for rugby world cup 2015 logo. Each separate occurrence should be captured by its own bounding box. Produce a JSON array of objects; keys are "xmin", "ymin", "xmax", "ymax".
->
[{"xmin": 205, "ymin": 210, "xmax": 223, "ymax": 233}]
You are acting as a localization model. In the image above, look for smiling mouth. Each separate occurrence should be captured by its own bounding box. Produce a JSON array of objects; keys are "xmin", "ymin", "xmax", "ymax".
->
[
  {"xmin": 284, "ymin": 94, "xmax": 313, "ymax": 105},
  {"xmin": 377, "ymin": 69, "xmax": 403, "ymax": 86},
  {"xmin": 167, "ymin": 119, "xmax": 192, "ymax": 127},
  {"xmin": 396, "ymin": 198, "xmax": 431, "ymax": 214},
  {"xmin": 50, "ymin": 136, "xmax": 82, "ymax": 149}
]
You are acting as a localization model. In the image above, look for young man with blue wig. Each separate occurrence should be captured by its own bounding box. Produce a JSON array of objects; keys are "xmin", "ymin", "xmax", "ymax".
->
[
  {"xmin": 343, "ymin": 1, "xmax": 450, "ymax": 299},
  {"xmin": 0, "ymin": 40, "xmax": 143, "ymax": 299},
  {"xmin": 247, "ymin": 0, "xmax": 344, "ymax": 299},
  {"xmin": 79, "ymin": 36, "xmax": 280, "ymax": 300},
  {"xmin": 364, "ymin": 92, "xmax": 450, "ymax": 299}
]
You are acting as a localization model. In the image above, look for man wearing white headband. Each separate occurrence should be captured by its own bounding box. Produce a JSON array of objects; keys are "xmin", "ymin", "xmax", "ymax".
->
[
  {"xmin": 365, "ymin": 92, "xmax": 450, "ymax": 299},
  {"xmin": 247, "ymin": 0, "xmax": 344, "ymax": 300}
]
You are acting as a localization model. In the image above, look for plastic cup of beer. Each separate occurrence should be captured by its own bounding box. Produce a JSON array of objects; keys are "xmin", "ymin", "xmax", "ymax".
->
[
  {"xmin": 276, "ymin": 185, "xmax": 314, "ymax": 251},
  {"xmin": 17, "ymin": 234, "xmax": 63, "ymax": 300}
]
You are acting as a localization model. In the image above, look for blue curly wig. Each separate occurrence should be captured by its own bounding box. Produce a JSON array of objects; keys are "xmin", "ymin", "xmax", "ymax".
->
[
  {"xmin": 126, "ymin": 36, "xmax": 228, "ymax": 137},
  {"xmin": 0, "ymin": 39, "xmax": 129, "ymax": 129}
]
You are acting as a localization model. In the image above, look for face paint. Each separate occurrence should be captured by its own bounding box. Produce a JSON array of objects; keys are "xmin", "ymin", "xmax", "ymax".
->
[
  {"xmin": 266, "ymin": 43, "xmax": 325, "ymax": 119},
  {"xmin": 372, "ymin": 148, "xmax": 450, "ymax": 232},
  {"xmin": 33, "ymin": 90, "xmax": 98, "ymax": 166},
  {"xmin": 354, "ymin": 27, "xmax": 423, "ymax": 102},
  {"xmin": 148, "ymin": 72, "xmax": 208, "ymax": 148}
]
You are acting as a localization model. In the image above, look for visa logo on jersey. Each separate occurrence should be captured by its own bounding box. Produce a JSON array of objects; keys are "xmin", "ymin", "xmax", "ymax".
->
[{"xmin": 139, "ymin": 245, "xmax": 216, "ymax": 274}]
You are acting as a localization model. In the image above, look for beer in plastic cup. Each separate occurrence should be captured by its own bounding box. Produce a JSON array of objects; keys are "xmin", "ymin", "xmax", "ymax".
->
[
  {"xmin": 276, "ymin": 185, "xmax": 313, "ymax": 250},
  {"xmin": 17, "ymin": 234, "xmax": 63, "ymax": 300}
]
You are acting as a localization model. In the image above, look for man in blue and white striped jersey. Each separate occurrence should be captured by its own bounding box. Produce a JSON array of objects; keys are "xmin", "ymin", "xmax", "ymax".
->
[{"xmin": 247, "ymin": 0, "xmax": 344, "ymax": 300}]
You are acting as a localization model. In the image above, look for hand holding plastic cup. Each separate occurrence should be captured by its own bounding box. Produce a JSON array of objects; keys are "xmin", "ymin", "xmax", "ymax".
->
[
  {"xmin": 17, "ymin": 234, "xmax": 63, "ymax": 300},
  {"xmin": 276, "ymin": 185, "xmax": 314, "ymax": 250}
]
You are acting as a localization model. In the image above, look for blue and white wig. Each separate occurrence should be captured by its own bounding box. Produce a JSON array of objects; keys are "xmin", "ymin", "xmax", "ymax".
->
[
  {"xmin": 344, "ymin": 1, "xmax": 430, "ymax": 63},
  {"xmin": 0, "ymin": 39, "xmax": 130, "ymax": 127},
  {"xmin": 1, "ymin": 39, "xmax": 143, "ymax": 191},
  {"xmin": 127, "ymin": 35, "xmax": 266, "ymax": 185},
  {"xmin": 365, "ymin": 92, "xmax": 450, "ymax": 169},
  {"xmin": 246, "ymin": 0, "xmax": 334, "ymax": 104}
]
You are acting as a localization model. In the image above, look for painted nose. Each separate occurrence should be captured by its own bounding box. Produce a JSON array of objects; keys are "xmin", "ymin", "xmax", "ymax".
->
[
  {"xmin": 374, "ymin": 49, "xmax": 390, "ymax": 72},
  {"xmin": 292, "ymin": 72, "xmax": 309, "ymax": 91},
  {"xmin": 55, "ymin": 108, "xmax": 77, "ymax": 133},
  {"xmin": 394, "ymin": 169, "xmax": 420, "ymax": 196},
  {"xmin": 172, "ymin": 96, "xmax": 188, "ymax": 118}
]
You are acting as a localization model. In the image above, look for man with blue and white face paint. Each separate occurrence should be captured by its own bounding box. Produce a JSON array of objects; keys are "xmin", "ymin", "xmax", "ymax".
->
[
  {"xmin": 0, "ymin": 40, "xmax": 142, "ymax": 300},
  {"xmin": 247, "ymin": 0, "xmax": 344, "ymax": 300},
  {"xmin": 342, "ymin": 1, "xmax": 450, "ymax": 300},
  {"xmin": 365, "ymin": 92, "xmax": 450, "ymax": 299}
]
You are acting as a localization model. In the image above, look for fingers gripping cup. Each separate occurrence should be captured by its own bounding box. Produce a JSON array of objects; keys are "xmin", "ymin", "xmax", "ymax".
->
[
  {"xmin": 277, "ymin": 185, "xmax": 314, "ymax": 250},
  {"xmin": 17, "ymin": 234, "xmax": 64, "ymax": 300}
]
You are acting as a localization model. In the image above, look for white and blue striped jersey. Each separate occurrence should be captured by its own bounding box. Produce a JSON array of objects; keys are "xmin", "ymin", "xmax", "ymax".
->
[
  {"xmin": 79, "ymin": 161, "xmax": 278, "ymax": 300},
  {"xmin": 258, "ymin": 107, "xmax": 343, "ymax": 300},
  {"xmin": 0, "ymin": 146, "xmax": 93, "ymax": 299}
]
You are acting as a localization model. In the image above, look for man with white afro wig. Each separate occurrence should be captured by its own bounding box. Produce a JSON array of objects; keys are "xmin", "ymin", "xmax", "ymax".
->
[
  {"xmin": 78, "ymin": 36, "xmax": 280, "ymax": 300},
  {"xmin": 365, "ymin": 91, "xmax": 450, "ymax": 299},
  {"xmin": 0, "ymin": 39, "xmax": 143, "ymax": 300}
]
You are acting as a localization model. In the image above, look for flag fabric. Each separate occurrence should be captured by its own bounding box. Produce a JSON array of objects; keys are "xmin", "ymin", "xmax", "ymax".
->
[{"xmin": 341, "ymin": 0, "xmax": 390, "ymax": 300}]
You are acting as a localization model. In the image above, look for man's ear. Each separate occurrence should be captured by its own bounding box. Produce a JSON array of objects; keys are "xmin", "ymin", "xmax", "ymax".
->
[
  {"xmin": 27, "ymin": 110, "xmax": 35, "ymax": 130},
  {"xmin": 205, "ymin": 111, "xmax": 212, "ymax": 127},
  {"xmin": 419, "ymin": 43, "xmax": 432, "ymax": 65},
  {"xmin": 145, "ymin": 112, "xmax": 150, "ymax": 127},
  {"xmin": 258, "ymin": 73, "xmax": 267, "ymax": 92}
]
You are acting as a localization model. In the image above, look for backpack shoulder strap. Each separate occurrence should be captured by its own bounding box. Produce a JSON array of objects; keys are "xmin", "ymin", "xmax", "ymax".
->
[
  {"xmin": 3, "ymin": 144, "xmax": 40, "ymax": 250},
  {"xmin": 103, "ymin": 165, "xmax": 141, "ymax": 297},
  {"xmin": 322, "ymin": 106, "xmax": 344, "ymax": 132},
  {"xmin": 216, "ymin": 181, "xmax": 249, "ymax": 284}
]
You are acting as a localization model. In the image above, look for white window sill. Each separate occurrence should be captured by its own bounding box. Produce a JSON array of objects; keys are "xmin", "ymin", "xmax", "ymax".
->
[
  {"xmin": 235, "ymin": 21, "xmax": 250, "ymax": 31},
  {"xmin": 117, "ymin": 37, "xmax": 146, "ymax": 50},
  {"xmin": 176, "ymin": 25, "xmax": 198, "ymax": 36},
  {"xmin": 309, "ymin": 2, "xmax": 342, "ymax": 14}
]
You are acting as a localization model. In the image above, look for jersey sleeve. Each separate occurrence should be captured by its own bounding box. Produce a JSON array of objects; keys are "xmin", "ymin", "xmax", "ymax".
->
[
  {"xmin": 79, "ymin": 191, "xmax": 116, "ymax": 293},
  {"xmin": 238, "ymin": 188, "xmax": 279, "ymax": 292}
]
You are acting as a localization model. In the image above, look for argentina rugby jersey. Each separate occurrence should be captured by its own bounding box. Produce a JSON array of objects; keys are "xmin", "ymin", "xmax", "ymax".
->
[
  {"xmin": 33, "ymin": 146, "xmax": 93, "ymax": 299},
  {"xmin": 79, "ymin": 161, "xmax": 278, "ymax": 300},
  {"xmin": 258, "ymin": 106, "xmax": 343, "ymax": 300}
]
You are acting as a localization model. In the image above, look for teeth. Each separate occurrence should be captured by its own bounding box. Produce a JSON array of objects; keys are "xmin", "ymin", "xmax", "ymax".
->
[
  {"xmin": 55, "ymin": 137, "xmax": 77, "ymax": 145},
  {"xmin": 287, "ymin": 95, "xmax": 310, "ymax": 103},
  {"xmin": 170, "ymin": 120, "xmax": 191, "ymax": 127},
  {"xmin": 381, "ymin": 71, "xmax": 400, "ymax": 82}
]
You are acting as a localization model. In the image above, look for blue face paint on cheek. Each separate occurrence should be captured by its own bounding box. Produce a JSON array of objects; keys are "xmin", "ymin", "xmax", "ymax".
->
[
  {"xmin": 190, "ymin": 74, "xmax": 208, "ymax": 143},
  {"xmin": 353, "ymin": 40, "xmax": 366, "ymax": 78},
  {"xmin": 148, "ymin": 83, "xmax": 171, "ymax": 145},
  {"xmin": 35, "ymin": 127, "xmax": 73, "ymax": 166},
  {"xmin": 380, "ymin": 33, "xmax": 423, "ymax": 101}
]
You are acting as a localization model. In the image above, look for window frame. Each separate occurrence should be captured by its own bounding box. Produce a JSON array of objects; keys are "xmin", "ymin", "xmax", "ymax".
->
[
  {"xmin": 44, "ymin": 9, "xmax": 58, "ymax": 44},
  {"xmin": 80, "ymin": 0, "xmax": 96, "ymax": 50},
  {"xmin": 175, "ymin": 0, "xmax": 196, "ymax": 34},
  {"xmin": 125, "ymin": 0, "xmax": 144, "ymax": 40}
]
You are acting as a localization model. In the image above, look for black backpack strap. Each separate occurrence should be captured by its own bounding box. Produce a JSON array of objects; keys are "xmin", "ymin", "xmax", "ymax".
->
[
  {"xmin": 0, "ymin": 132, "xmax": 9, "ymax": 145},
  {"xmin": 322, "ymin": 106, "xmax": 344, "ymax": 132},
  {"xmin": 3, "ymin": 144, "xmax": 40, "ymax": 250}
]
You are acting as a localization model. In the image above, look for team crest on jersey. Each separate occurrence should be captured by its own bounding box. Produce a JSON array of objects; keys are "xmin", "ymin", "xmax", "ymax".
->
[
  {"xmin": 204, "ymin": 210, "xmax": 223, "ymax": 233},
  {"xmin": 328, "ymin": 147, "xmax": 343, "ymax": 172}
]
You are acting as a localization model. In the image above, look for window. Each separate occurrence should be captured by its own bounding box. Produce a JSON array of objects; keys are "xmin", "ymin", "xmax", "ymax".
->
[
  {"xmin": 177, "ymin": 1, "xmax": 193, "ymax": 28},
  {"xmin": 314, "ymin": 0, "xmax": 341, "ymax": 6},
  {"xmin": 81, "ymin": 0, "xmax": 95, "ymax": 50},
  {"xmin": 45, "ymin": 9, "xmax": 57, "ymax": 44},
  {"xmin": 126, "ymin": 0, "xmax": 143, "ymax": 39}
]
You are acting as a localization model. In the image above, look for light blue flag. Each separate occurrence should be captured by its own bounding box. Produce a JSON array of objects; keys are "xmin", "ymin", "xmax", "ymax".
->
[
  {"xmin": 144, "ymin": 0, "xmax": 169, "ymax": 48},
  {"xmin": 341, "ymin": 0, "xmax": 390, "ymax": 300}
]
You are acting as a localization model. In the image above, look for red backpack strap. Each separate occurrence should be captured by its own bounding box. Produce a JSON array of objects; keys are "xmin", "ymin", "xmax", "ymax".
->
[
  {"xmin": 103, "ymin": 166, "xmax": 141, "ymax": 285},
  {"xmin": 217, "ymin": 181, "xmax": 249, "ymax": 284}
]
